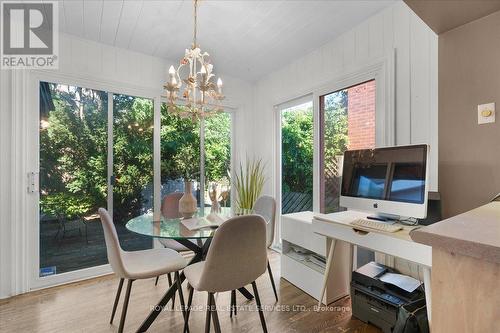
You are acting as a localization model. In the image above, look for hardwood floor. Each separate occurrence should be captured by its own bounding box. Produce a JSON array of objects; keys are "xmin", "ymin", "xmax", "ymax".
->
[{"xmin": 0, "ymin": 251, "xmax": 380, "ymax": 333}]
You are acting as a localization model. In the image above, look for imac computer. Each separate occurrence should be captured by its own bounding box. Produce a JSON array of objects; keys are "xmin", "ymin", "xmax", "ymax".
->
[{"xmin": 339, "ymin": 144, "xmax": 429, "ymax": 220}]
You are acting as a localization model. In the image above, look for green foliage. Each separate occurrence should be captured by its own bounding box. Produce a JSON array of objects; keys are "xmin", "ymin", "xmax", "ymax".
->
[
  {"xmin": 233, "ymin": 158, "xmax": 265, "ymax": 212},
  {"xmin": 205, "ymin": 113, "xmax": 231, "ymax": 183},
  {"xmin": 281, "ymin": 106, "xmax": 314, "ymax": 194},
  {"xmin": 40, "ymin": 193, "xmax": 93, "ymax": 219},
  {"xmin": 112, "ymin": 95, "xmax": 154, "ymax": 221},
  {"xmin": 40, "ymin": 85, "xmax": 108, "ymax": 220},
  {"xmin": 280, "ymin": 92, "xmax": 348, "ymax": 196},
  {"xmin": 40, "ymin": 84, "xmax": 232, "ymax": 222},
  {"xmin": 160, "ymin": 105, "xmax": 201, "ymax": 182},
  {"xmin": 159, "ymin": 106, "xmax": 231, "ymax": 184},
  {"xmin": 323, "ymin": 91, "xmax": 348, "ymax": 160}
]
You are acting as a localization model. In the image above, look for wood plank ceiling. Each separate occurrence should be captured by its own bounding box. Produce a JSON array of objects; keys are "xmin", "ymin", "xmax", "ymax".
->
[{"xmin": 56, "ymin": 0, "xmax": 396, "ymax": 81}]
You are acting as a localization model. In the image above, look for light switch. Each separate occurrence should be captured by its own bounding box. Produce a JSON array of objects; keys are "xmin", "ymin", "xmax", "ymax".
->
[{"xmin": 478, "ymin": 102, "xmax": 495, "ymax": 124}]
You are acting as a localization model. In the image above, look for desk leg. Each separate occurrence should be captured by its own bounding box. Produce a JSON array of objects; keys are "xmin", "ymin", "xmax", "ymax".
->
[
  {"xmin": 349, "ymin": 244, "xmax": 355, "ymax": 282},
  {"xmin": 318, "ymin": 238, "xmax": 336, "ymax": 308},
  {"xmin": 423, "ymin": 266, "xmax": 432, "ymax": 328}
]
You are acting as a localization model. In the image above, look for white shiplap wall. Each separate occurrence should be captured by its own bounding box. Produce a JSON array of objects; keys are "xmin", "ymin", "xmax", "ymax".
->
[
  {"xmin": 252, "ymin": 1, "xmax": 438, "ymax": 197},
  {"xmin": 0, "ymin": 33, "xmax": 254, "ymax": 299}
]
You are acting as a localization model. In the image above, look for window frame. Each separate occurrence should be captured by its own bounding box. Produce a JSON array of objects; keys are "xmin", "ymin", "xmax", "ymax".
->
[
  {"xmin": 312, "ymin": 55, "xmax": 395, "ymax": 213},
  {"xmin": 274, "ymin": 94, "xmax": 314, "ymax": 246}
]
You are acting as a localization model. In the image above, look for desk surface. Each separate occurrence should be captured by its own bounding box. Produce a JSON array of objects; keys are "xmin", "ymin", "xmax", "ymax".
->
[
  {"xmin": 410, "ymin": 202, "xmax": 500, "ymax": 264},
  {"xmin": 313, "ymin": 210, "xmax": 420, "ymax": 242},
  {"xmin": 312, "ymin": 210, "xmax": 432, "ymax": 267}
]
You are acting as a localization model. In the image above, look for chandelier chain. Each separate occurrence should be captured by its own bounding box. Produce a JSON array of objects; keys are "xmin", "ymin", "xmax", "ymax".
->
[{"xmin": 193, "ymin": 0, "xmax": 198, "ymax": 47}]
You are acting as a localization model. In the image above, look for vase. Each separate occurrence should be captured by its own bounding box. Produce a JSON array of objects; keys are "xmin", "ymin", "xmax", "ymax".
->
[{"xmin": 179, "ymin": 180, "xmax": 197, "ymax": 219}]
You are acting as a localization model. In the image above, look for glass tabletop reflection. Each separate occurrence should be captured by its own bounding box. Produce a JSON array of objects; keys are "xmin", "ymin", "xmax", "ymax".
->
[{"xmin": 125, "ymin": 207, "xmax": 232, "ymax": 239}]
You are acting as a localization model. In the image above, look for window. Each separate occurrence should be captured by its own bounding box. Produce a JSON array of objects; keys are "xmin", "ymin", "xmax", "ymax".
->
[
  {"xmin": 320, "ymin": 80, "xmax": 376, "ymax": 213},
  {"xmin": 160, "ymin": 104, "xmax": 232, "ymax": 209},
  {"xmin": 39, "ymin": 82, "xmax": 109, "ymax": 276},
  {"xmin": 280, "ymin": 100, "xmax": 314, "ymax": 214}
]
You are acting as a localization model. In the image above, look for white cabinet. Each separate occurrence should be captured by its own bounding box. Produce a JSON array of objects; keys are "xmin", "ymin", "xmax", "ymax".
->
[{"xmin": 280, "ymin": 211, "xmax": 351, "ymax": 305}]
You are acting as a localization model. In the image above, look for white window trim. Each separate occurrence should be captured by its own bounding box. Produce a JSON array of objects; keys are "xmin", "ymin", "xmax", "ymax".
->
[{"xmin": 312, "ymin": 52, "xmax": 395, "ymax": 213}]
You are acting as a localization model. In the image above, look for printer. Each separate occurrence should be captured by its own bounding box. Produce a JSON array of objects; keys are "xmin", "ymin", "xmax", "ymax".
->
[{"xmin": 351, "ymin": 261, "xmax": 426, "ymax": 333}]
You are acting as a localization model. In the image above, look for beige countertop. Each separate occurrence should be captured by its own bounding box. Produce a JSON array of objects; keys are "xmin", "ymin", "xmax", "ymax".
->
[{"xmin": 410, "ymin": 202, "xmax": 500, "ymax": 264}]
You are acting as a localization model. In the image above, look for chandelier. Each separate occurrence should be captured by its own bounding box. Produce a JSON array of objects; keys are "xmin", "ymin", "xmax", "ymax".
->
[{"xmin": 164, "ymin": 0, "xmax": 224, "ymax": 120}]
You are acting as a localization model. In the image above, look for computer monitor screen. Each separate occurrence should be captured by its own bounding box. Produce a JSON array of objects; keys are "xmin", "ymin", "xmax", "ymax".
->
[
  {"xmin": 389, "ymin": 163, "xmax": 426, "ymax": 203},
  {"xmin": 350, "ymin": 164, "xmax": 387, "ymax": 199},
  {"xmin": 340, "ymin": 145, "xmax": 428, "ymax": 218}
]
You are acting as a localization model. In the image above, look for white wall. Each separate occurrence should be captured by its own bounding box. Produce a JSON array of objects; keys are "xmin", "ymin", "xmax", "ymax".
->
[
  {"xmin": 252, "ymin": 1, "xmax": 438, "ymax": 197},
  {"xmin": 0, "ymin": 68, "xmax": 14, "ymax": 299},
  {"xmin": 0, "ymin": 33, "xmax": 254, "ymax": 299}
]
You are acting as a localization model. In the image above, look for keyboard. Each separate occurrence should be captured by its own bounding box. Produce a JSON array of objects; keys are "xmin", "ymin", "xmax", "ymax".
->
[{"xmin": 350, "ymin": 218, "xmax": 403, "ymax": 233}]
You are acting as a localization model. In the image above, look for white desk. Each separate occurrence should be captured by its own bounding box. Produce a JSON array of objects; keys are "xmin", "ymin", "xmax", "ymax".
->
[{"xmin": 312, "ymin": 210, "xmax": 433, "ymax": 324}]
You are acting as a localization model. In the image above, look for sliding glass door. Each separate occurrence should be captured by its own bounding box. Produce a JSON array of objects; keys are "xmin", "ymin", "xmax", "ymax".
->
[
  {"xmin": 38, "ymin": 83, "xmax": 154, "ymax": 278},
  {"xmin": 39, "ymin": 82, "xmax": 110, "ymax": 276}
]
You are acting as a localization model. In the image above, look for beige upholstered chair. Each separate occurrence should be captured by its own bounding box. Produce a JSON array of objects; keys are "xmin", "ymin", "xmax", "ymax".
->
[
  {"xmin": 252, "ymin": 195, "xmax": 278, "ymax": 302},
  {"xmin": 155, "ymin": 192, "xmax": 190, "ymax": 289},
  {"xmin": 98, "ymin": 208, "xmax": 187, "ymax": 333},
  {"xmin": 229, "ymin": 196, "xmax": 278, "ymax": 315},
  {"xmin": 253, "ymin": 195, "xmax": 277, "ymax": 248},
  {"xmin": 183, "ymin": 215, "xmax": 269, "ymax": 333},
  {"xmin": 159, "ymin": 192, "xmax": 189, "ymax": 251}
]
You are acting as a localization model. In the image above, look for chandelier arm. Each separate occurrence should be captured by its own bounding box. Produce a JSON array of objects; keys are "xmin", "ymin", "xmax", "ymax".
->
[{"xmin": 175, "ymin": 64, "xmax": 183, "ymax": 89}]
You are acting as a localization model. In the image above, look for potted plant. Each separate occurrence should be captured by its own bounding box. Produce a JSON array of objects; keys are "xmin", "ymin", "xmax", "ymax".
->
[{"xmin": 233, "ymin": 158, "xmax": 266, "ymax": 214}]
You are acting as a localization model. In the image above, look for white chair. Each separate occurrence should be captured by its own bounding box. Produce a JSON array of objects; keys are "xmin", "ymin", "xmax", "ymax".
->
[
  {"xmin": 183, "ymin": 215, "xmax": 269, "ymax": 333},
  {"xmin": 252, "ymin": 195, "xmax": 279, "ymax": 302},
  {"xmin": 98, "ymin": 208, "xmax": 187, "ymax": 333}
]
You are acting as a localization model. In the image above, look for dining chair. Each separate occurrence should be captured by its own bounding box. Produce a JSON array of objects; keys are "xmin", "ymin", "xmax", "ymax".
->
[
  {"xmin": 156, "ymin": 192, "xmax": 188, "ymax": 268},
  {"xmin": 252, "ymin": 195, "xmax": 278, "ymax": 302},
  {"xmin": 98, "ymin": 208, "xmax": 188, "ymax": 333},
  {"xmin": 155, "ymin": 192, "xmax": 194, "ymax": 310},
  {"xmin": 229, "ymin": 196, "xmax": 278, "ymax": 316},
  {"xmin": 183, "ymin": 214, "xmax": 269, "ymax": 333}
]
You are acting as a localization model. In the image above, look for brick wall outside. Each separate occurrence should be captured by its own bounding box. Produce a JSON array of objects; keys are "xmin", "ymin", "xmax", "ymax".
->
[{"xmin": 347, "ymin": 80, "xmax": 376, "ymax": 150}]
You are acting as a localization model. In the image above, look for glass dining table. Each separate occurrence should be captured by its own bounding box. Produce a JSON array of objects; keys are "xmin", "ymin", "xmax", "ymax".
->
[{"xmin": 125, "ymin": 207, "xmax": 254, "ymax": 332}]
